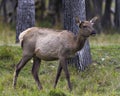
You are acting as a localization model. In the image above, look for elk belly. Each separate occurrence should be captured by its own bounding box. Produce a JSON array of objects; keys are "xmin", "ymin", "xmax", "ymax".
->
[{"xmin": 35, "ymin": 48, "xmax": 59, "ymax": 61}]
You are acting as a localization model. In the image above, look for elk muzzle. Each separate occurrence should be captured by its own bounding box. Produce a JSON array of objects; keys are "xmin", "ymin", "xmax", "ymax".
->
[{"xmin": 90, "ymin": 30, "xmax": 96, "ymax": 36}]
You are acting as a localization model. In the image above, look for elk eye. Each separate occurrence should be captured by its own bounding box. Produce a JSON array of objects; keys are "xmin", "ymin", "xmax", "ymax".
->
[{"xmin": 83, "ymin": 26, "xmax": 87, "ymax": 28}]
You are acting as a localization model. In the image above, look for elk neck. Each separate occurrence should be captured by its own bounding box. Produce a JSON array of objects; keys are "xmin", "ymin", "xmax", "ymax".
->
[{"xmin": 74, "ymin": 30, "xmax": 87, "ymax": 52}]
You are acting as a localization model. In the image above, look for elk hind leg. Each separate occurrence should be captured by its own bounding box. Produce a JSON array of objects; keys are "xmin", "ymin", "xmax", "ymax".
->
[
  {"xmin": 13, "ymin": 55, "xmax": 32, "ymax": 88},
  {"xmin": 32, "ymin": 56, "xmax": 42, "ymax": 90}
]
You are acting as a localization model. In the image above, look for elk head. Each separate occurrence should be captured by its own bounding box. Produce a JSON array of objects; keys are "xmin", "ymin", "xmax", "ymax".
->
[{"xmin": 76, "ymin": 16, "xmax": 98, "ymax": 37}]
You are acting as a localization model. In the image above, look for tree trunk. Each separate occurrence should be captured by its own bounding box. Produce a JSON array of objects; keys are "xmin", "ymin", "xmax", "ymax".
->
[
  {"xmin": 102, "ymin": 0, "xmax": 112, "ymax": 29},
  {"xmin": 85, "ymin": 0, "xmax": 94, "ymax": 20},
  {"xmin": 114, "ymin": 0, "xmax": 120, "ymax": 30},
  {"xmin": 48, "ymin": 0, "xmax": 62, "ymax": 25},
  {"xmin": 92, "ymin": 0, "xmax": 103, "ymax": 17},
  {"xmin": 16, "ymin": 0, "xmax": 35, "ymax": 43},
  {"xmin": 9, "ymin": 0, "xmax": 18, "ymax": 24},
  {"xmin": 92, "ymin": 0, "xmax": 103, "ymax": 33},
  {"xmin": 0, "ymin": 0, "xmax": 7, "ymax": 23},
  {"xmin": 62, "ymin": 0, "xmax": 92, "ymax": 70},
  {"xmin": 35, "ymin": 0, "xmax": 45, "ymax": 21}
]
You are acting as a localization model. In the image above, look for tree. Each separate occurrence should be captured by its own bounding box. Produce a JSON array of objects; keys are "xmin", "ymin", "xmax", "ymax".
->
[
  {"xmin": 85, "ymin": 0, "xmax": 94, "ymax": 20},
  {"xmin": 35, "ymin": 0, "xmax": 45, "ymax": 21},
  {"xmin": 0, "ymin": 0, "xmax": 8, "ymax": 23},
  {"xmin": 48, "ymin": 0, "xmax": 62, "ymax": 25},
  {"xmin": 62, "ymin": 0, "xmax": 92, "ymax": 70},
  {"xmin": 114, "ymin": 0, "xmax": 120, "ymax": 29},
  {"xmin": 92, "ymin": 0, "xmax": 103, "ymax": 17},
  {"xmin": 102, "ymin": 0, "xmax": 112, "ymax": 29},
  {"xmin": 92, "ymin": 0, "xmax": 103, "ymax": 33},
  {"xmin": 85, "ymin": 0, "xmax": 103, "ymax": 33},
  {"xmin": 16, "ymin": 0, "xmax": 35, "ymax": 43},
  {"xmin": 0, "ymin": 0, "xmax": 17, "ymax": 23}
]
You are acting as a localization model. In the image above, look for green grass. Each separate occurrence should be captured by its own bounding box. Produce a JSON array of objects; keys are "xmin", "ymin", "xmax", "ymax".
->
[
  {"xmin": 89, "ymin": 33, "xmax": 120, "ymax": 46},
  {"xmin": 0, "ymin": 23, "xmax": 15, "ymax": 44},
  {"xmin": 0, "ymin": 23, "xmax": 120, "ymax": 96},
  {"xmin": 0, "ymin": 45, "xmax": 120, "ymax": 96}
]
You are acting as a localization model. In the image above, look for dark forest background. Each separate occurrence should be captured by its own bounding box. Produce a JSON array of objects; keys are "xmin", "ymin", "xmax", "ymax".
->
[{"xmin": 0, "ymin": 0, "xmax": 120, "ymax": 33}]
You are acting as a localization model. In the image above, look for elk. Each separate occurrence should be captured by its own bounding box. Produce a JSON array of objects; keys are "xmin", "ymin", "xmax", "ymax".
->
[{"xmin": 13, "ymin": 17, "xmax": 98, "ymax": 91}]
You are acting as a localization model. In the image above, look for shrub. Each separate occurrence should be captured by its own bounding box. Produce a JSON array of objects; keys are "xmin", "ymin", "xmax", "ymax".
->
[{"xmin": 49, "ymin": 89, "xmax": 66, "ymax": 96}]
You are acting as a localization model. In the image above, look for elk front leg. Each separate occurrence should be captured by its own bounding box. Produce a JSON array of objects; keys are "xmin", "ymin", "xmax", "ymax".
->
[
  {"xmin": 60, "ymin": 57, "xmax": 72, "ymax": 91},
  {"xmin": 32, "ymin": 56, "xmax": 42, "ymax": 90},
  {"xmin": 54, "ymin": 63, "xmax": 62, "ymax": 88}
]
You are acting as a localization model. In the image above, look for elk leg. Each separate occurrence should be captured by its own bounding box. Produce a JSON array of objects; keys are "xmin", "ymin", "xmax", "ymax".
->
[
  {"xmin": 32, "ymin": 56, "xmax": 42, "ymax": 90},
  {"xmin": 54, "ymin": 63, "xmax": 62, "ymax": 88},
  {"xmin": 60, "ymin": 57, "xmax": 72, "ymax": 91},
  {"xmin": 13, "ymin": 55, "xmax": 32, "ymax": 88}
]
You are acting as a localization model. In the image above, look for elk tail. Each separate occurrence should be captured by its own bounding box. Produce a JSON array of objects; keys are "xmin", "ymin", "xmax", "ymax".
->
[{"xmin": 19, "ymin": 28, "xmax": 32, "ymax": 48}]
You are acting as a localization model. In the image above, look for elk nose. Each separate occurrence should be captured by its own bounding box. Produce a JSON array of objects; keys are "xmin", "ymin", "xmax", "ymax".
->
[{"xmin": 91, "ymin": 31, "xmax": 96, "ymax": 35}]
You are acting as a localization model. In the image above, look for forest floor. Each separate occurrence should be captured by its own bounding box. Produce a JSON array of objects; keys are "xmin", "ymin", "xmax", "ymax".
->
[{"xmin": 0, "ymin": 24, "xmax": 120, "ymax": 96}]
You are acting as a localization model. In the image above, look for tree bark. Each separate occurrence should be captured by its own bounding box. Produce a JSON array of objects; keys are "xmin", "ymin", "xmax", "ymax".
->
[
  {"xmin": 92, "ymin": 0, "xmax": 103, "ymax": 17},
  {"xmin": 102, "ymin": 0, "xmax": 112, "ymax": 29},
  {"xmin": 92, "ymin": 0, "xmax": 103, "ymax": 33},
  {"xmin": 9, "ymin": 0, "xmax": 18, "ymax": 24},
  {"xmin": 114, "ymin": 0, "xmax": 120, "ymax": 30},
  {"xmin": 16, "ymin": 0, "xmax": 35, "ymax": 43},
  {"xmin": 0, "ymin": 0, "xmax": 7, "ymax": 23},
  {"xmin": 48, "ymin": 0, "xmax": 62, "ymax": 25},
  {"xmin": 85, "ymin": 0, "xmax": 94, "ymax": 20},
  {"xmin": 62, "ymin": 0, "xmax": 92, "ymax": 70},
  {"xmin": 35, "ymin": 0, "xmax": 45, "ymax": 21}
]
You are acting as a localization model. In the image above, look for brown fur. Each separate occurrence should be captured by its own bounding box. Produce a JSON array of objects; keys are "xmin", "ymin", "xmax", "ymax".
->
[{"xmin": 13, "ymin": 17, "xmax": 98, "ymax": 91}]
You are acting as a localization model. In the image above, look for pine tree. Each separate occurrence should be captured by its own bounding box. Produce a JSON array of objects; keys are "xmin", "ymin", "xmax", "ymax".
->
[{"xmin": 16, "ymin": 0, "xmax": 35, "ymax": 43}]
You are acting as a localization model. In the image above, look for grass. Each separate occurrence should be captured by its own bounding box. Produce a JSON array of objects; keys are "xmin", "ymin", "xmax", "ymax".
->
[
  {"xmin": 0, "ymin": 23, "xmax": 120, "ymax": 96},
  {"xmin": 90, "ymin": 33, "xmax": 120, "ymax": 46},
  {"xmin": 0, "ymin": 23, "xmax": 15, "ymax": 44},
  {"xmin": 0, "ymin": 45, "xmax": 120, "ymax": 96}
]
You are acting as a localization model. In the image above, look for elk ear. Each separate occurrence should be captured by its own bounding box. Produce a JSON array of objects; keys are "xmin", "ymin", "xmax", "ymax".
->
[
  {"xmin": 90, "ymin": 16, "xmax": 99, "ymax": 25},
  {"xmin": 75, "ymin": 16, "xmax": 81, "ymax": 26}
]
